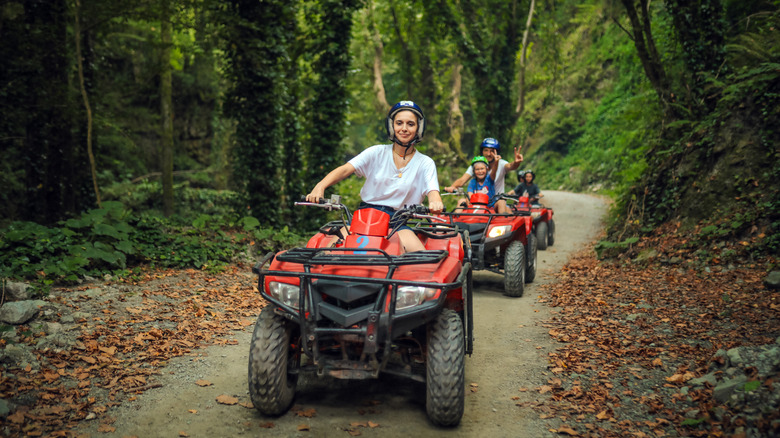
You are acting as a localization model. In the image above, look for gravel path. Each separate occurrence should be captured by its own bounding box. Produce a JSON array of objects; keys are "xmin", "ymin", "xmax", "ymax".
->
[{"xmin": 76, "ymin": 191, "xmax": 609, "ymax": 438}]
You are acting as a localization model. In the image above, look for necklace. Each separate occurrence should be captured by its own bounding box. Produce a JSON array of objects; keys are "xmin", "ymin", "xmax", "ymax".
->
[{"xmin": 393, "ymin": 147, "xmax": 415, "ymax": 160}]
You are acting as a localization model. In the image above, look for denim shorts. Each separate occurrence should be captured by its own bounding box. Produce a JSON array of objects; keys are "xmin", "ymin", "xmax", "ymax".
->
[{"xmin": 357, "ymin": 202, "xmax": 412, "ymax": 232}]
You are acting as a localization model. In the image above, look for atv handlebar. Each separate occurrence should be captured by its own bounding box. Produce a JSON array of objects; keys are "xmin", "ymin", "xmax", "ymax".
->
[
  {"xmin": 296, "ymin": 195, "xmax": 347, "ymax": 212},
  {"xmin": 441, "ymin": 188, "xmax": 466, "ymax": 197}
]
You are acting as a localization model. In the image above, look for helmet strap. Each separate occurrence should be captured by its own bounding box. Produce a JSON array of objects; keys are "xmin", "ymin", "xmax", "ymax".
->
[{"xmin": 392, "ymin": 135, "xmax": 419, "ymax": 154}]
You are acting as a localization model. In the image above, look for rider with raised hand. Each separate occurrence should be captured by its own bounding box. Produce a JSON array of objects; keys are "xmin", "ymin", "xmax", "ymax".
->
[
  {"xmin": 305, "ymin": 101, "xmax": 443, "ymax": 253},
  {"xmin": 509, "ymin": 169, "xmax": 543, "ymax": 204},
  {"xmin": 444, "ymin": 137, "xmax": 524, "ymax": 213}
]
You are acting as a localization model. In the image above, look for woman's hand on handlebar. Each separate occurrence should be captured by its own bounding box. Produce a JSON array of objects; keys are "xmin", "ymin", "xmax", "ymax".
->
[
  {"xmin": 428, "ymin": 200, "xmax": 444, "ymax": 214},
  {"xmin": 306, "ymin": 187, "xmax": 325, "ymax": 203}
]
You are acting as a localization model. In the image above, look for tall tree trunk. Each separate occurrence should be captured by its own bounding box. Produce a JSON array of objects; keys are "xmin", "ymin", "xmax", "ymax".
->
[
  {"xmin": 619, "ymin": 0, "xmax": 673, "ymax": 117},
  {"xmin": 307, "ymin": 0, "xmax": 360, "ymax": 184},
  {"xmin": 73, "ymin": 0, "xmax": 101, "ymax": 208},
  {"xmin": 516, "ymin": 0, "xmax": 535, "ymax": 115},
  {"xmin": 389, "ymin": 0, "xmax": 413, "ymax": 99},
  {"xmin": 367, "ymin": 0, "xmax": 390, "ymax": 113},
  {"xmin": 448, "ymin": 63, "xmax": 466, "ymax": 161},
  {"xmin": 160, "ymin": 1, "xmax": 174, "ymax": 217}
]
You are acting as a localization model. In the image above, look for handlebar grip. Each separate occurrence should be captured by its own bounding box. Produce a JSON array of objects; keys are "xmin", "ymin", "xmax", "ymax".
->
[{"xmin": 300, "ymin": 195, "xmax": 327, "ymax": 204}]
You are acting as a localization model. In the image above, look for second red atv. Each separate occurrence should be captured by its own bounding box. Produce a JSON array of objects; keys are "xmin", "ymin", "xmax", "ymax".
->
[
  {"xmin": 439, "ymin": 192, "xmax": 537, "ymax": 297},
  {"xmin": 249, "ymin": 196, "xmax": 473, "ymax": 427},
  {"xmin": 522, "ymin": 196, "xmax": 555, "ymax": 250}
]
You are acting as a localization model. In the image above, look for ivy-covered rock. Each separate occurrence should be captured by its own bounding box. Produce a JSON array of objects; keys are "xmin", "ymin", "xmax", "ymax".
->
[
  {"xmin": 2, "ymin": 281, "xmax": 31, "ymax": 301},
  {"xmin": 0, "ymin": 300, "xmax": 47, "ymax": 325},
  {"xmin": 764, "ymin": 271, "xmax": 780, "ymax": 290}
]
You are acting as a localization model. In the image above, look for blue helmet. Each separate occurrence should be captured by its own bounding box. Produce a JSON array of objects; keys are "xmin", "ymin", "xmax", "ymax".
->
[
  {"xmin": 480, "ymin": 137, "xmax": 500, "ymax": 152},
  {"xmin": 387, "ymin": 101, "xmax": 425, "ymax": 147}
]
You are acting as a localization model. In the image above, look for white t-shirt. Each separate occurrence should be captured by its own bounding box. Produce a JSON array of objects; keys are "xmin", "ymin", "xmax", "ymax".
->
[
  {"xmin": 349, "ymin": 144, "xmax": 439, "ymax": 209},
  {"xmin": 466, "ymin": 159, "xmax": 509, "ymax": 193}
]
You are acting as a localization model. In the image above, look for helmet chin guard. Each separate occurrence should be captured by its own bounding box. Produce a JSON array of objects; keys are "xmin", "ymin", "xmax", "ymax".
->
[{"xmin": 387, "ymin": 101, "xmax": 425, "ymax": 148}]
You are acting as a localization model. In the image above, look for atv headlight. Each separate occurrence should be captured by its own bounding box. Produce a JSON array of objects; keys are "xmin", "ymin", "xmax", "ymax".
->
[
  {"xmin": 531, "ymin": 211, "xmax": 541, "ymax": 218},
  {"xmin": 268, "ymin": 281, "xmax": 300, "ymax": 309},
  {"xmin": 396, "ymin": 286, "xmax": 439, "ymax": 311},
  {"xmin": 487, "ymin": 225, "xmax": 512, "ymax": 238}
]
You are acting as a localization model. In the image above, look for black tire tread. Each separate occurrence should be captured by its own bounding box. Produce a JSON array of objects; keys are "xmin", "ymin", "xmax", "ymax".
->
[
  {"xmin": 248, "ymin": 307, "xmax": 296, "ymax": 416},
  {"xmin": 536, "ymin": 221, "xmax": 548, "ymax": 250},
  {"xmin": 426, "ymin": 309, "xmax": 465, "ymax": 427},
  {"xmin": 504, "ymin": 241, "xmax": 525, "ymax": 297},
  {"xmin": 548, "ymin": 219, "xmax": 555, "ymax": 247},
  {"xmin": 526, "ymin": 231, "xmax": 537, "ymax": 283}
]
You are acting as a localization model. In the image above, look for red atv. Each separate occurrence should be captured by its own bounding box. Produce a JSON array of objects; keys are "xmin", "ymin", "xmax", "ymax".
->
[
  {"xmin": 439, "ymin": 192, "xmax": 537, "ymax": 297},
  {"xmin": 529, "ymin": 198, "xmax": 555, "ymax": 250},
  {"xmin": 249, "ymin": 196, "xmax": 473, "ymax": 427}
]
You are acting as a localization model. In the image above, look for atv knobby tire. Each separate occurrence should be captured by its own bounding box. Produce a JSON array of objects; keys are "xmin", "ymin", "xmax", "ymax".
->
[
  {"xmin": 526, "ymin": 231, "xmax": 537, "ymax": 283},
  {"xmin": 548, "ymin": 219, "xmax": 556, "ymax": 247},
  {"xmin": 504, "ymin": 240, "xmax": 526, "ymax": 297},
  {"xmin": 426, "ymin": 309, "xmax": 465, "ymax": 427},
  {"xmin": 248, "ymin": 307, "xmax": 297, "ymax": 416},
  {"xmin": 536, "ymin": 221, "xmax": 548, "ymax": 250}
]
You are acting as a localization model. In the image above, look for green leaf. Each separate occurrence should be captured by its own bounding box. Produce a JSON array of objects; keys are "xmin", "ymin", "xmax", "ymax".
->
[
  {"xmin": 743, "ymin": 380, "xmax": 760, "ymax": 392},
  {"xmin": 93, "ymin": 223, "xmax": 120, "ymax": 239},
  {"xmin": 192, "ymin": 214, "xmax": 210, "ymax": 229},
  {"xmin": 240, "ymin": 216, "xmax": 261, "ymax": 231},
  {"xmin": 114, "ymin": 240, "xmax": 135, "ymax": 254},
  {"xmin": 681, "ymin": 418, "xmax": 705, "ymax": 427}
]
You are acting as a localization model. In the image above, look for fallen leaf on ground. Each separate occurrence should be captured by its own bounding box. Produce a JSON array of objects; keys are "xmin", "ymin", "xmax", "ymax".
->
[
  {"xmin": 215, "ymin": 395, "xmax": 238, "ymax": 405},
  {"xmin": 297, "ymin": 424, "xmax": 310, "ymax": 431},
  {"xmin": 555, "ymin": 425, "xmax": 579, "ymax": 435},
  {"xmin": 296, "ymin": 408, "xmax": 317, "ymax": 417},
  {"xmin": 195, "ymin": 379, "xmax": 212, "ymax": 387}
]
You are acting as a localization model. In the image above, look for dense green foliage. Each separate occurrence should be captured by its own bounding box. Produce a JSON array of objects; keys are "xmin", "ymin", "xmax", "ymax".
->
[
  {"xmin": 1, "ymin": 0, "xmax": 778, "ymax": 285},
  {"xmin": 0, "ymin": 201, "xmax": 305, "ymax": 289}
]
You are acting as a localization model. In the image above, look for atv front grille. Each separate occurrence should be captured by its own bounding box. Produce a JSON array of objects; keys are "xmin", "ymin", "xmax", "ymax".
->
[{"xmin": 314, "ymin": 280, "xmax": 383, "ymax": 327}]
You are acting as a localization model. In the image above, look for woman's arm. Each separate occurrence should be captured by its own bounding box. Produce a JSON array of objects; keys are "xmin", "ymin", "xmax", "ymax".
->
[
  {"xmin": 306, "ymin": 163, "xmax": 356, "ymax": 202},
  {"xmin": 427, "ymin": 190, "xmax": 444, "ymax": 213}
]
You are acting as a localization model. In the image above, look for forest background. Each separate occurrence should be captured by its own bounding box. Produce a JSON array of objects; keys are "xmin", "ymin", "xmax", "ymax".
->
[{"xmin": 1, "ymin": 0, "xmax": 778, "ymax": 287}]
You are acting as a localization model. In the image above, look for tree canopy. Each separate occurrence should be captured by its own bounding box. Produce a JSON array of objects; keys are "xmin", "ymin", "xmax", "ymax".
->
[{"xmin": 1, "ymin": 0, "xmax": 778, "ymax": 273}]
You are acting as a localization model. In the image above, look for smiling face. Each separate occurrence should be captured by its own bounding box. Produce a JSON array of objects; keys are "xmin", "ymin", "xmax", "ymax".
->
[
  {"xmin": 473, "ymin": 162, "xmax": 488, "ymax": 180},
  {"xmin": 393, "ymin": 110, "xmax": 418, "ymax": 145},
  {"xmin": 524, "ymin": 172, "xmax": 534, "ymax": 184},
  {"xmin": 481, "ymin": 147, "xmax": 497, "ymax": 162}
]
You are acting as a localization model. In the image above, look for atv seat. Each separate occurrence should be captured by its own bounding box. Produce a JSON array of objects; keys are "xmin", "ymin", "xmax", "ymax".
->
[{"xmin": 454, "ymin": 222, "xmax": 486, "ymax": 242}]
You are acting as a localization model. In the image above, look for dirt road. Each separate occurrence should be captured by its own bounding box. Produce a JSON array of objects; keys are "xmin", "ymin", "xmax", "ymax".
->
[{"xmin": 77, "ymin": 191, "xmax": 608, "ymax": 438}]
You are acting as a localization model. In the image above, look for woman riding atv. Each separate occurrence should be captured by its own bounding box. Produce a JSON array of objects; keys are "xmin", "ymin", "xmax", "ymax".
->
[{"xmin": 305, "ymin": 101, "xmax": 443, "ymax": 253}]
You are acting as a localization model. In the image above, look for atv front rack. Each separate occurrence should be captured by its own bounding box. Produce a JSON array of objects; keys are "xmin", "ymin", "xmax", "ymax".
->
[
  {"xmin": 275, "ymin": 247, "xmax": 448, "ymax": 266},
  {"xmin": 253, "ymin": 248, "xmax": 473, "ymax": 379}
]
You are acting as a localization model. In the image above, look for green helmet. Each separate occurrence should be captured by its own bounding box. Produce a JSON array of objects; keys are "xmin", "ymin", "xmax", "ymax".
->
[{"xmin": 471, "ymin": 156, "xmax": 489, "ymax": 169}]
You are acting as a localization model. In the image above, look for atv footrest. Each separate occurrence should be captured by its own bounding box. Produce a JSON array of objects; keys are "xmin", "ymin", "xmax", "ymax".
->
[{"xmin": 324, "ymin": 359, "xmax": 380, "ymax": 380}]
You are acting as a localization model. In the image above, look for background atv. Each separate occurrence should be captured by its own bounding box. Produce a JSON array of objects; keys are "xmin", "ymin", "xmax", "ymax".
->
[
  {"xmin": 527, "ymin": 197, "xmax": 555, "ymax": 250},
  {"xmin": 439, "ymin": 192, "xmax": 536, "ymax": 297},
  {"xmin": 249, "ymin": 196, "xmax": 473, "ymax": 427}
]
